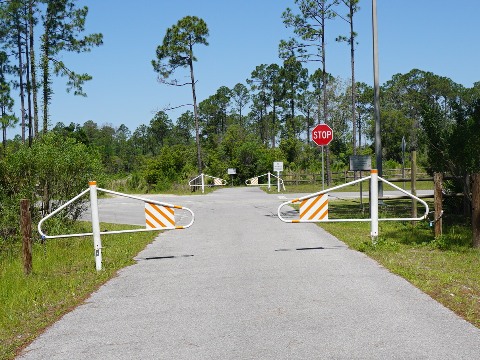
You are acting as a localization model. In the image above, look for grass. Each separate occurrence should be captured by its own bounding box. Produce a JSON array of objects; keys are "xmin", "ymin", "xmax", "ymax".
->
[
  {"xmin": 0, "ymin": 222, "xmax": 159, "ymax": 360},
  {"xmin": 316, "ymin": 200, "xmax": 480, "ymax": 329}
]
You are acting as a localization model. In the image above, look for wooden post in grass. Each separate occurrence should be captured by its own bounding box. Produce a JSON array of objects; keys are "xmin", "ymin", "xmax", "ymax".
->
[
  {"xmin": 434, "ymin": 173, "xmax": 443, "ymax": 237},
  {"xmin": 20, "ymin": 199, "xmax": 33, "ymax": 275}
]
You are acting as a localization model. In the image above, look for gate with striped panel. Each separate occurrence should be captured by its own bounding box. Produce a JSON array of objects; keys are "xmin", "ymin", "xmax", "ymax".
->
[
  {"xmin": 296, "ymin": 194, "xmax": 328, "ymax": 222},
  {"xmin": 145, "ymin": 203, "xmax": 176, "ymax": 229},
  {"xmin": 278, "ymin": 170, "xmax": 429, "ymax": 241},
  {"xmin": 38, "ymin": 181, "xmax": 195, "ymax": 271},
  {"xmin": 189, "ymin": 173, "xmax": 227, "ymax": 193},
  {"xmin": 245, "ymin": 172, "xmax": 285, "ymax": 192}
]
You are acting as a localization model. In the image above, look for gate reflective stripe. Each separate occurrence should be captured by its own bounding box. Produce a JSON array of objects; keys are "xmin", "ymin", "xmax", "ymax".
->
[
  {"xmin": 299, "ymin": 194, "xmax": 328, "ymax": 221},
  {"xmin": 145, "ymin": 203, "xmax": 175, "ymax": 229},
  {"xmin": 250, "ymin": 177, "xmax": 258, "ymax": 185},
  {"xmin": 214, "ymin": 178, "xmax": 223, "ymax": 185}
]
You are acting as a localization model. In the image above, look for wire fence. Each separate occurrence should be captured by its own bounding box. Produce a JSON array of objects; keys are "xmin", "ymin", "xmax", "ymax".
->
[{"xmin": 282, "ymin": 169, "xmax": 431, "ymax": 186}]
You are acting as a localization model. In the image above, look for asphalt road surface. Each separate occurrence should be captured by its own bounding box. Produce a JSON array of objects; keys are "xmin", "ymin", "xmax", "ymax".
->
[{"xmin": 18, "ymin": 187, "xmax": 480, "ymax": 359}]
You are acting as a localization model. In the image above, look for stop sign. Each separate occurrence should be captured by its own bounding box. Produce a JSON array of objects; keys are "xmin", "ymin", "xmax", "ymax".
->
[{"xmin": 311, "ymin": 124, "xmax": 333, "ymax": 146}]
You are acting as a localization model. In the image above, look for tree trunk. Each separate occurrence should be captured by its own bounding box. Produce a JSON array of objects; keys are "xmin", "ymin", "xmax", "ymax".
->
[
  {"xmin": 29, "ymin": 0, "xmax": 39, "ymax": 138},
  {"xmin": 42, "ymin": 33, "xmax": 50, "ymax": 134},
  {"xmin": 16, "ymin": 19, "xmax": 26, "ymax": 143},
  {"xmin": 24, "ymin": 5, "xmax": 33, "ymax": 146},
  {"xmin": 472, "ymin": 173, "xmax": 480, "ymax": 248},
  {"xmin": 189, "ymin": 53, "xmax": 202, "ymax": 173},
  {"xmin": 2, "ymin": 125, "xmax": 6, "ymax": 151},
  {"xmin": 306, "ymin": 109, "xmax": 311, "ymax": 145},
  {"xmin": 2, "ymin": 107, "xmax": 6, "ymax": 151},
  {"xmin": 463, "ymin": 173, "xmax": 472, "ymax": 219},
  {"xmin": 263, "ymin": 101, "xmax": 268, "ymax": 145},
  {"xmin": 272, "ymin": 104, "xmax": 276, "ymax": 148}
]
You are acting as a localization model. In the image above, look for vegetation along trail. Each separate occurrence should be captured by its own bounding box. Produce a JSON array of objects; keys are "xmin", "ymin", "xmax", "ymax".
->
[{"xmin": 18, "ymin": 187, "xmax": 480, "ymax": 359}]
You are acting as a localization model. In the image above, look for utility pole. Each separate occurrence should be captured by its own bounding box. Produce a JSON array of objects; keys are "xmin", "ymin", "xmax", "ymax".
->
[{"xmin": 372, "ymin": 0, "xmax": 383, "ymax": 197}]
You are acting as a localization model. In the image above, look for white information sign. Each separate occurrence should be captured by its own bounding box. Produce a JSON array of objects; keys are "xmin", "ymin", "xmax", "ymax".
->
[{"xmin": 273, "ymin": 162, "xmax": 283, "ymax": 172}]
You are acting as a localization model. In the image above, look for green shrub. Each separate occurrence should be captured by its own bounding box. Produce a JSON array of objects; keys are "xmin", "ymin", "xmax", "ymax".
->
[
  {"xmin": 143, "ymin": 144, "xmax": 196, "ymax": 191},
  {"xmin": 0, "ymin": 134, "xmax": 104, "ymax": 241}
]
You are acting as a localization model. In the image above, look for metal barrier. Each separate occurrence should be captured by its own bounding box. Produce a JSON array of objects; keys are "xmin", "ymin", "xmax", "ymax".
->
[
  {"xmin": 277, "ymin": 170, "xmax": 429, "ymax": 241},
  {"xmin": 38, "ymin": 181, "xmax": 194, "ymax": 271},
  {"xmin": 245, "ymin": 172, "xmax": 285, "ymax": 192},
  {"xmin": 189, "ymin": 173, "xmax": 227, "ymax": 193}
]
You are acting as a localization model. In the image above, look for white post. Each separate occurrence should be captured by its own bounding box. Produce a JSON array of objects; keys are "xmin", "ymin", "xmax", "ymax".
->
[
  {"xmin": 89, "ymin": 181, "xmax": 103, "ymax": 271},
  {"xmin": 370, "ymin": 169, "xmax": 379, "ymax": 242},
  {"xmin": 201, "ymin": 173, "xmax": 205, "ymax": 194},
  {"xmin": 277, "ymin": 171, "xmax": 280, "ymax": 193},
  {"xmin": 268, "ymin": 172, "xmax": 271, "ymax": 190}
]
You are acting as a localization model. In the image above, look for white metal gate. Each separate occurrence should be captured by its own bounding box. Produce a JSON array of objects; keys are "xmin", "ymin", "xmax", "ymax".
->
[
  {"xmin": 277, "ymin": 170, "xmax": 429, "ymax": 241},
  {"xmin": 38, "ymin": 181, "xmax": 194, "ymax": 271}
]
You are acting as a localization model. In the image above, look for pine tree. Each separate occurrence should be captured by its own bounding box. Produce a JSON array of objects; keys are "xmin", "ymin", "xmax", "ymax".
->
[
  {"xmin": 40, "ymin": 0, "xmax": 103, "ymax": 133},
  {"xmin": 152, "ymin": 16, "xmax": 209, "ymax": 173}
]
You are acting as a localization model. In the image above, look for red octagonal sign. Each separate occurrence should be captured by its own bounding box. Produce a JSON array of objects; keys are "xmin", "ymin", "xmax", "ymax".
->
[{"xmin": 311, "ymin": 124, "xmax": 333, "ymax": 146}]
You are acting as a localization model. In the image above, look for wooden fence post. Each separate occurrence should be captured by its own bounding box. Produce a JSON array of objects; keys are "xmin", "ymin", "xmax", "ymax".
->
[
  {"xmin": 21, "ymin": 199, "xmax": 33, "ymax": 275},
  {"xmin": 433, "ymin": 173, "xmax": 443, "ymax": 237}
]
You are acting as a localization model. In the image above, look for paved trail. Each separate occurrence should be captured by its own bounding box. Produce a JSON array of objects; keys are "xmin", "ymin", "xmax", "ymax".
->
[{"xmin": 19, "ymin": 187, "xmax": 480, "ymax": 359}]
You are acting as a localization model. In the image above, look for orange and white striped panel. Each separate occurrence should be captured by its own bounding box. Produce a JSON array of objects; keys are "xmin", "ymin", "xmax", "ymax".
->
[
  {"xmin": 250, "ymin": 177, "xmax": 258, "ymax": 185},
  {"xmin": 145, "ymin": 203, "xmax": 175, "ymax": 229},
  {"xmin": 214, "ymin": 178, "xmax": 223, "ymax": 186},
  {"xmin": 299, "ymin": 194, "xmax": 328, "ymax": 221}
]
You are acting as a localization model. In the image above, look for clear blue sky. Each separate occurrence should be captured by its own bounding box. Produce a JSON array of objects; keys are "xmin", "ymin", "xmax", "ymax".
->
[{"xmin": 16, "ymin": 0, "xmax": 480, "ymax": 136}]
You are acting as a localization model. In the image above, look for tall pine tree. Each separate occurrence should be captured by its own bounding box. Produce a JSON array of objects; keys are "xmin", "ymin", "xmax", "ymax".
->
[
  {"xmin": 40, "ymin": 0, "xmax": 103, "ymax": 133},
  {"xmin": 152, "ymin": 16, "xmax": 209, "ymax": 173}
]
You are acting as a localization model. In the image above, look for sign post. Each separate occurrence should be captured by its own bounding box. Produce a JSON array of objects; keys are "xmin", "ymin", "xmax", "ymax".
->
[
  {"xmin": 273, "ymin": 162, "xmax": 283, "ymax": 193},
  {"xmin": 228, "ymin": 168, "xmax": 236, "ymax": 187},
  {"xmin": 311, "ymin": 124, "xmax": 333, "ymax": 190},
  {"xmin": 349, "ymin": 155, "xmax": 372, "ymax": 208},
  {"xmin": 401, "ymin": 136, "xmax": 406, "ymax": 189}
]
